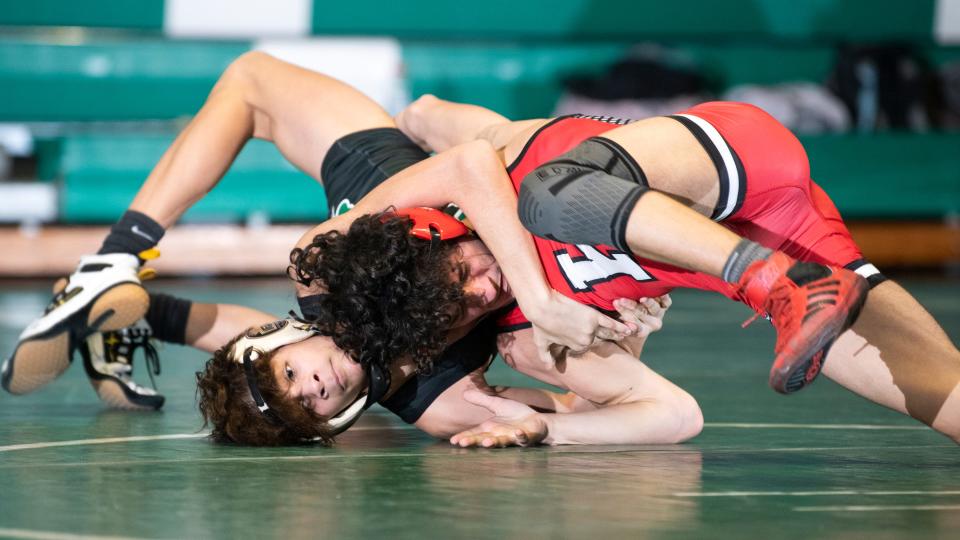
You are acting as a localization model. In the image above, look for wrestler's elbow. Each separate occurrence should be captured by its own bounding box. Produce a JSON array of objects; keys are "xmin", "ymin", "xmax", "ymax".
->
[
  {"xmin": 672, "ymin": 390, "xmax": 704, "ymax": 443},
  {"xmin": 451, "ymin": 139, "xmax": 501, "ymax": 186},
  {"xmin": 650, "ymin": 389, "xmax": 703, "ymax": 444}
]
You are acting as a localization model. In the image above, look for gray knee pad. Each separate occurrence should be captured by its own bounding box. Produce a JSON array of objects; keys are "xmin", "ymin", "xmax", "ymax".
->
[{"xmin": 518, "ymin": 138, "xmax": 648, "ymax": 251}]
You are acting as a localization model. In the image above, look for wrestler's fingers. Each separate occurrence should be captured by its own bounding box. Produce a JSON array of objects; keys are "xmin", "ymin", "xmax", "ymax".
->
[
  {"xmin": 640, "ymin": 297, "xmax": 661, "ymax": 315},
  {"xmin": 596, "ymin": 325, "xmax": 636, "ymax": 341},
  {"xmin": 613, "ymin": 298, "xmax": 648, "ymax": 322},
  {"xmin": 595, "ymin": 311, "xmax": 634, "ymax": 337},
  {"xmin": 451, "ymin": 427, "xmax": 486, "ymax": 446},
  {"xmin": 514, "ymin": 429, "xmax": 529, "ymax": 446}
]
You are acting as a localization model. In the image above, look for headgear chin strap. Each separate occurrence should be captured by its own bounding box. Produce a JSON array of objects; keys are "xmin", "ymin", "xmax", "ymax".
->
[{"xmin": 229, "ymin": 318, "xmax": 390, "ymax": 435}]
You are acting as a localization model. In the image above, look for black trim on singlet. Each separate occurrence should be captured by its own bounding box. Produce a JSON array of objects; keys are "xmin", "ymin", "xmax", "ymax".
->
[
  {"xmin": 843, "ymin": 258, "xmax": 887, "ymax": 289},
  {"xmin": 571, "ymin": 113, "xmax": 633, "ymax": 125},
  {"xmin": 730, "ymin": 147, "xmax": 747, "ymax": 218},
  {"xmin": 505, "ymin": 116, "xmax": 577, "ymax": 174},
  {"xmin": 496, "ymin": 321, "xmax": 533, "ymax": 333},
  {"xmin": 666, "ymin": 115, "xmax": 747, "ymax": 221}
]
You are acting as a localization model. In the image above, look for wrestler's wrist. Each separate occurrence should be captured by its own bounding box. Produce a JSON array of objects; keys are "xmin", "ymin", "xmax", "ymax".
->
[{"xmin": 512, "ymin": 283, "xmax": 554, "ymax": 319}]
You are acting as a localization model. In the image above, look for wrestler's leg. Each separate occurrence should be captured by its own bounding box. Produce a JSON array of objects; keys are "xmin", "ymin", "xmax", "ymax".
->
[
  {"xmin": 522, "ymin": 116, "xmax": 741, "ymax": 274},
  {"xmin": 123, "ymin": 51, "xmax": 401, "ymax": 354},
  {"xmin": 395, "ymin": 94, "xmax": 542, "ymax": 153},
  {"xmin": 180, "ymin": 302, "xmax": 275, "ymax": 354},
  {"xmin": 518, "ymin": 113, "xmax": 868, "ymax": 394},
  {"xmin": 132, "ymin": 50, "xmax": 393, "ymax": 227},
  {"xmin": 729, "ymin": 180, "xmax": 960, "ymax": 439},
  {"xmin": 823, "ymin": 282, "xmax": 960, "ymax": 442}
]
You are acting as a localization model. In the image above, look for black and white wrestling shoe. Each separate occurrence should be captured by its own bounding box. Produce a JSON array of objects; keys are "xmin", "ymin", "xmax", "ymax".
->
[
  {"xmin": 1, "ymin": 253, "xmax": 149, "ymax": 395},
  {"xmin": 80, "ymin": 318, "xmax": 165, "ymax": 410}
]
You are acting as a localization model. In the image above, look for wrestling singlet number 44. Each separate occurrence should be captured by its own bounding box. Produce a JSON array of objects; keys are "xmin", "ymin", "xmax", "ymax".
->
[{"xmin": 555, "ymin": 245, "xmax": 653, "ymax": 291}]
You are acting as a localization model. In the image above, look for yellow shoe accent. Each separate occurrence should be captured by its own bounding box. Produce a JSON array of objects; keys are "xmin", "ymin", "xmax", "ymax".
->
[
  {"xmin": 137, "ymin": 267, "xmax": 157, "ymax": 281},
  {"xmin": 138, "ymin": 248, "xmax": 161, "ymax": 261}
]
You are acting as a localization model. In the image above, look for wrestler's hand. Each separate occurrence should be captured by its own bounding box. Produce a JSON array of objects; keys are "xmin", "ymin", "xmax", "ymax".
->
[
  {"xmin": 529, "ymin": 290, "xmax": 637, "ymax": 368},
  {"xmin": 449, "ymin": 390, "xmax": 548, "ymax": 448},
  {"xmin": 613, "ymin": 295, "xmax": 671, "ymax": 357},
  {"xmin": 614, "ymin": 294, "xmax": 671, "ymax": 339}
]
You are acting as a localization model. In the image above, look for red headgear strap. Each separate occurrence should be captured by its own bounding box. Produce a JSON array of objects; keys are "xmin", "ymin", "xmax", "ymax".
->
[{"xmin": 393, "ymin": 207, "xmax": 470, "ymax": 244}]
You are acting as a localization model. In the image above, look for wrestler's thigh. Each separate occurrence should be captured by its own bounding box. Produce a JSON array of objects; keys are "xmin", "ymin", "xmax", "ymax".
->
[
  {"xmin": 599, "ymin": 117, "xmax": 720, "ymax": 214},
  {"xmin": 237, "ymin": 52, "xmax": 394, "ymax": 178},
  {"xmin": 822, "ymin": 281, "xmax": 960, "ymax": 433}
]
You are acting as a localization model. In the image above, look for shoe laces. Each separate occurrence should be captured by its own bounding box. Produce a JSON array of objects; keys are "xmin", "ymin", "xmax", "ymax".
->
[
  {"xmin": 741, "ymin": 311, "xmax": 769, "ymax": 328},
  {"xmin": 104, "ymin": 326, "xmax": 161, "ymax": 390},
  {"xmin": 44, "ymin": 287, "xmax": 81, "ymax": 315},
  {"xmin": 740, "ymin": 280, "xmax": 793, "ymax": 330}
]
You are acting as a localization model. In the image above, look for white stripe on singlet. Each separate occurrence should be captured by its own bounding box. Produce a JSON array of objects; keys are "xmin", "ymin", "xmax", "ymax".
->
[{"xmin": 676, "ymin": 113, "xmax": 741, "ymax": 221}]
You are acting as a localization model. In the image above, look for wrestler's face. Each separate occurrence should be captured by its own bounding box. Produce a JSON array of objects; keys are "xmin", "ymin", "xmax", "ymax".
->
[
  {"xmin": 271, "ymin": 336, "xmax": 367, "ymax": 419},
  {"xmin": 453, "ymin": 238, "xmax": 514, "ymax": 326}
]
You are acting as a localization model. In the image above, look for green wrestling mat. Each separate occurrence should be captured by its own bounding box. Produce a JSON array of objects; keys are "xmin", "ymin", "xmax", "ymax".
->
[{"xmin": 1, "ymin": 278, "xmax": 958, "ymax": 540}]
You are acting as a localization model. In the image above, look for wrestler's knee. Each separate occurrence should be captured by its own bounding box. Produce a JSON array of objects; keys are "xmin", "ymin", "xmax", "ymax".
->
[
  {"xmin": 220, "ymin": 51, "xmax": 264, "ymax": 83},
  {"xmin": 932, "ymin": 386, "xmax": 960, "ymax": 444},
  {"xmin": 518, "ymin": 139, "xmax": 648, "ymax": 250}
]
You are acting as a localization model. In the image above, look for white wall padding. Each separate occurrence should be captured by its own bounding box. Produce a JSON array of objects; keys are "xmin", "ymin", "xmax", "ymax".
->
[
  {"xmin": 165, "ymin": 0, "xmax": 312, "ymax": 39},
  {"xmin": 936, "ymin": 0, "xmax": 960, "ymax": 44},
  {"xmin": 254, "ymin": 38, "xmax": 408, "ymax": 114}
]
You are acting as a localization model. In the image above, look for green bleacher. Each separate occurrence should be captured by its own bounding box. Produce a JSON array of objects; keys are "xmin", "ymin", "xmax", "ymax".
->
[
  {"xmin": 1, "ymin": 0, "xmax": 958, "ymax": 223},
  {"xmin": 59, "ymin": 137, "xmax": 327, "ymax": 223},
  {"xmin": 1, "ymin": 0, "xmax": 940, "ymax": 40}
]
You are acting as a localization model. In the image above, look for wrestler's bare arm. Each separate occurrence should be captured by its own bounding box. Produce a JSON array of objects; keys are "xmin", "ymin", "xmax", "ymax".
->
[
  {"xmin": 417, "ymin": 295, "xmax": 700, "ymax": 446},
  {"xmin": 414, "ymin": 373, "xmax": 598, "ymax": 439},
  {"xmin": 439, "ymin": 328, "xmax": 702, "ymax": 446}
]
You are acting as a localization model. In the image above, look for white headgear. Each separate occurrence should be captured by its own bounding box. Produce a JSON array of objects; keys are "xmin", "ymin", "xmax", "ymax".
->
[{"xmin": 229, "ymin": 318, "xmax": 388, "ymax": 435}]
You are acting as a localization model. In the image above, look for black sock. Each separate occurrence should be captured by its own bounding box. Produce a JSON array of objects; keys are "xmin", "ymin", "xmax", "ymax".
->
[
  {"xmin": 98, "ymin": 210, "xmax": 166, "ymax": 257},
  {"xmin": 146, "ymin": 293, "xmax": 192, "ymax": 344},
  {"xmin": 721, "ymin": 239, "xmax": 773, "ymax": 283}
]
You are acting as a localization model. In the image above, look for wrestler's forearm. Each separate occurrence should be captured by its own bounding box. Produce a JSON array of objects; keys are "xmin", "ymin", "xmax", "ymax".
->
[
  {"xmin": 184, "ymin": 303, "xmax": 277, "ymax": 353},
  {"xmin": 539, "ymin": 398, "xmax": 701, "ymax": 445},
  {"xmin": 497, "ymin": 387, "xmax": 597, "ymax": 414}
]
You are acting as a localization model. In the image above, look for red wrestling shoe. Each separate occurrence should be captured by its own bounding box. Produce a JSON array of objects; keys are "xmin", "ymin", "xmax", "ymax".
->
[{"xmin": 738, "ymin": 252, "xmax": 869, "ymax": 394}]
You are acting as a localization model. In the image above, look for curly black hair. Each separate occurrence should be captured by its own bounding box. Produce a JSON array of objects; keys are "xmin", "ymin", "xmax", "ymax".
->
[
  {"xmin": 196, "ymin": 334, "xmax": 335, "ymax": 446},
  {"xmin": 289, "ymin": 211, "xmax": 475, "ymax": 374}
]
